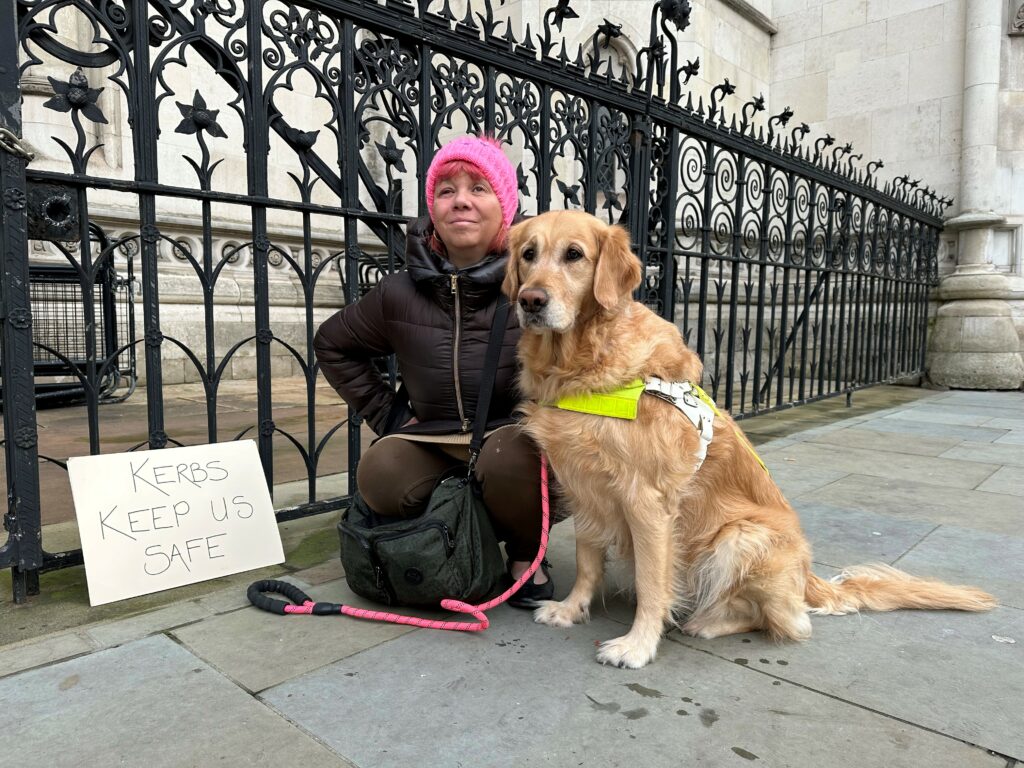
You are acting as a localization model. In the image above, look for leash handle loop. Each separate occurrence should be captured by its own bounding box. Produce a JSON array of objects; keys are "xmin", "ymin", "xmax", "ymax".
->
[{"xmin": 248, "ymin": 579, "xmax": 317, "ymax": 615}]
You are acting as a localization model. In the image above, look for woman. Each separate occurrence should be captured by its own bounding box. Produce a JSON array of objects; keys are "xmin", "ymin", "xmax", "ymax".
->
[{"xmin": 313, "ymin": 135, "xmax": 552, "ymax": 608}]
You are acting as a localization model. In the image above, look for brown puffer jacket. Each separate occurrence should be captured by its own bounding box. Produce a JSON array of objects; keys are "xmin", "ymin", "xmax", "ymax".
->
[{"xmin": 313, "ymin": 216, "xmax": 521, "ymax": 437}]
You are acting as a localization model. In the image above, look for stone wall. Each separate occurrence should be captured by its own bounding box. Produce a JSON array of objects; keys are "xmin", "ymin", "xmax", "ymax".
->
[{"xmin": 770, "ymin": 0, "xmax": 1023, "ymax": 384}]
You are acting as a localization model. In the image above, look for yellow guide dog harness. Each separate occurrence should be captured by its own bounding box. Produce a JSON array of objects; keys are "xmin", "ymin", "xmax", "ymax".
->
[{"xmin": 553, "ymin": 378, "xmax": 768, "ymax": 474}]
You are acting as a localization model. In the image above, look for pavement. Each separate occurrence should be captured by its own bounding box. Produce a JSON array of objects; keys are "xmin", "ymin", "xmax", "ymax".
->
[{"xmin": 1, "ymin": 385, "xmax": 1022, "ymax": 768}]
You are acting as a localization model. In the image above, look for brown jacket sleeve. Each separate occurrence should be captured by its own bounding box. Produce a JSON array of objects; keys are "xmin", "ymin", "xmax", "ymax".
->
[{"xmin": 313, "ymin": 281, "xmax": 397, "ymax": 435}]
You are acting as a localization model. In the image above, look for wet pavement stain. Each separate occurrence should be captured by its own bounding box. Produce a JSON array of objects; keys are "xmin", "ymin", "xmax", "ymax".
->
[
  {"xmin": 732, "ymin": 747, "xmax": 759, "ymax": 760},
  {"xmin": 624, "ymin": 683, "xmax": 665, "ymax": 698},
  {"xmin": 759, "ymin": 658, "xmax": 771, "ymax": 664},
  {"xmin": 622, "ymin": 708, "xmax": 649, "ymax": 720},
  {"xmin": 585, "ymin": 695, "xmax": 620, "ymax": 714},
  {"xmin": 699, "ymin": 708, "xmax": 720, "ymax": 727},
  {"xmin": 776, "ymin": 660, "xmax": 789, "ymax": 666},
  {"xmin": 58, "ymin": 674, "xmax": 79, "ymax": 691},
  {"xmin": 734, "ymin": 658, "xmax": 749, "ymax": 665},
  {"xmin": 676, "ymin": 709, "xmax": 690, "ymax": 716}
]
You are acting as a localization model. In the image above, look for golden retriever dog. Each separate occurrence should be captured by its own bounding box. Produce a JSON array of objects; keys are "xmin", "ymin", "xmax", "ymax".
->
[{"xmin": 503, "ymin": 210, "xmax": 996, "ymax": 669}]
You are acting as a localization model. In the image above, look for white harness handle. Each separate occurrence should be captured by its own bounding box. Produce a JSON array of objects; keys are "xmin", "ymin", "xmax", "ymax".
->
[{"xmin": 644, "ymin": 377, "xmax": 716, "ymax": 471}]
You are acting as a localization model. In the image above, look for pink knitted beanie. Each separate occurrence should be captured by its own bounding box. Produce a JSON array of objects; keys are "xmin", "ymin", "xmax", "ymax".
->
[{"xmin": 425, "ymin": 136, "xmax": 519, "ymax": 230}]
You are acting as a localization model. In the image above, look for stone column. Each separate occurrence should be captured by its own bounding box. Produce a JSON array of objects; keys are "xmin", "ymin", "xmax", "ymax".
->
[{"xmin": 928, "ymin": 0, "xmax": 1024, "ymax": 389}]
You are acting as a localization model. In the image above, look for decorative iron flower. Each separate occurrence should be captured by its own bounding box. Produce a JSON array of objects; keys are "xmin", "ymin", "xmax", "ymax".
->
[
  {"xmin": 8, "ymin": 307, "xmax": 31, "ymax": 330},
  {"xmin": 556, "ymin": 179, "xmax": 581, "ymax": 206},
  {"xmin": 552, "ymin": 0, "xmax": 579, "ymax": 32},
  {"xmin": 14, "ymin": 427, "xmax": 37, "ymax": 449},
  {"xmin": 44, "ymin": 68, "xmax": 107, "ymax": 124},
  {"xmin": 375, "ymin": 134, "xmax": 407, "ymax": 172},
  {"xmin": 4, "ymin": 188, "xmax": 26, "ymax": 211},
  {"xmin": 141, "ymin": 223, "xmax": 161, "ymax": 243},
  {"xmin": 659, "ymin": 0, "xmax": 692, "ymax": 32},
  {"xmin": 174, "ymin": 91, "xmax": 227, "ymax": 137}
]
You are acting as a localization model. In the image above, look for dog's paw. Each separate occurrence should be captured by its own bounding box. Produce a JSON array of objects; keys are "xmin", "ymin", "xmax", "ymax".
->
[
  {"xmin": 595, "ymin": 635, "xmax": 658, "ymax": 669},
  {"xmin": 533, "ymin": 600, "xmax": 589, "ymax": 627}
]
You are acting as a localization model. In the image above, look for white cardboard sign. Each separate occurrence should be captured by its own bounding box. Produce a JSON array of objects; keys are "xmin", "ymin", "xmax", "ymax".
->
[{"xmin": 68, "ymin": 440, "xmax": 284, "ymax": 606}]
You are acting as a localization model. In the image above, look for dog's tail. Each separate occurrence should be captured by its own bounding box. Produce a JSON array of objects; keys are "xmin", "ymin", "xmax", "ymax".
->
[{"xmin": 804, "ymin": 564, "xmax": 996, "ymax": 615}]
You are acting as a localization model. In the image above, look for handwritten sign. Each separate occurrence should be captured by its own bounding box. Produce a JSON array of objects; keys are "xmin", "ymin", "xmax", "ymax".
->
[{"xmin": 68, "ymin": 440, "xmax": 284, "ymax": 606}]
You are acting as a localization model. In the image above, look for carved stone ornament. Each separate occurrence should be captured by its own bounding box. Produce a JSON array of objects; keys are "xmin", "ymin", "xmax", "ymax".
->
[{"xmin": 1012, "ymin": 1, "xmax": 1024, "ymax": 35}]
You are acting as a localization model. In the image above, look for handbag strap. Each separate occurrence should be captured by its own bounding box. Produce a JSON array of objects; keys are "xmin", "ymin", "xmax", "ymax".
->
[{"xmin": 467, "ymin": 301, "xmax": 510, "ymax": 474}]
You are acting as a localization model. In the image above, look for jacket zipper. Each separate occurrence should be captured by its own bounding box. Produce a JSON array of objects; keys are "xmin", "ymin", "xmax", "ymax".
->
[{"xmin": 451, "ymin": 273, "xmax": 470, "ymax": 432}]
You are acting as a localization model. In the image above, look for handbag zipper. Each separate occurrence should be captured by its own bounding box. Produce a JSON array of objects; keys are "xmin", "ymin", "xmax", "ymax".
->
[
  {"xmin": 372, "ymin": 520, "xmax": 456, "ymax": 558},
  {"xmin": 451, "ymin": 273, "xmax": 470, "ymax": 433},
  {"xmin": 339, "ymin": 521, "xmax": 398, "ymax": 604}
]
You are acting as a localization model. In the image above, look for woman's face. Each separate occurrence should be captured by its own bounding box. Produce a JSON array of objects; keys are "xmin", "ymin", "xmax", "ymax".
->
[{"xmin": 432, "ymin": 171, "xmax": 504, "ymax": 268}]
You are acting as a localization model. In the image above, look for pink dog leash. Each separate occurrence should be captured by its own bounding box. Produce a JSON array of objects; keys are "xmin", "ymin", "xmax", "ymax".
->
[{"xmin": 247, "ymin": 454, "xmax": 551, "ymax": 632}]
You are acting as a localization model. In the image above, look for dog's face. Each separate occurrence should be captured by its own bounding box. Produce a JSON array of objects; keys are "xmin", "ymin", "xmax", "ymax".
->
[{"xmin": 503, "ymin": 211, "xmax": 642, "ymax": 332}]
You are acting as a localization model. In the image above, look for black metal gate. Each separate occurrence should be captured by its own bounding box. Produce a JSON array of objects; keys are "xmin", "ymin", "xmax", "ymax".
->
[{"xmin": 0, "ymin": 0, "xmax": 948, "ymax": 602}]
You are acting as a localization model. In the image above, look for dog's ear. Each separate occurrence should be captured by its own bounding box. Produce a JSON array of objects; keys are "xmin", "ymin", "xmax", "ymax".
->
[
  {"xmin": 593, "ymin": 224, "xmax": 642, "ymax": 310},
  {"xmin": 502, "ymin": 220, "xmax": 528, "ymax": 301}
]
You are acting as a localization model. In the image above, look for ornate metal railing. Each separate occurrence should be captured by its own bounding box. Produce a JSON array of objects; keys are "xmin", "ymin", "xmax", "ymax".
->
[{"xmin": 0, "ymin": 0, "xmax": 947, "ymax": 601}]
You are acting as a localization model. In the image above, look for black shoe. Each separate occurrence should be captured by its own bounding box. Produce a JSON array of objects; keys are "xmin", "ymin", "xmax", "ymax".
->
[{"xmin": 506, "ymin": 559, "xmax": 554, "ymax": 610}]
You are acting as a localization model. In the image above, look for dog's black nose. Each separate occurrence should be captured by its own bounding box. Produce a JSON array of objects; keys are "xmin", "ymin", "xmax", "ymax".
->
[{"xmin": 518, "ymin": 288, "xmax": 549, "ymax": 313}]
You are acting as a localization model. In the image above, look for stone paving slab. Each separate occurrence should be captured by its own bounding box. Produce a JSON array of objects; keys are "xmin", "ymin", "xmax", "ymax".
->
[
  {"xmin": 757, "ymin": 461, "xmax": 849, "ymax": 498},
  {"xmin": 880, "ymin": 405, "xmax": 1002, "ymax": 427},
  {"xmin": 262, "ymin": 607, "xmax": 1002, "ymax": 768},
  {"xmin": 84, "ymin": 598, "xmax": 214, "ymax": 648},
  {"xmin": 0, "ymin": 631, "xmax": 95, "ymax": 679},
  {"xmin": 981, "ymin": 417, "xmax": 1024, "ymax": 430},
  {"xmin": 994, "ymin": 430, "xmax": 1024, "ymax": 445},
  {"xmin": 768, "ymin": 441, "xmax": 1000, "ymax": 489},
  {"xmin": 975, "ymin": 465, "xmax": 1024, "ymax": 496},
  {"xmin": 0, "ymin": 634, "xmax": 354, "ymax": 768},
  {"xmin": 853, "ymin": 417, "xmax": 1010, "ymax": 443},
  {"xmin": 939, "ymin": 440, "xmax": 1024, "ymax": 468},
  {"xmin": 798, "ymin": 474, "xmax": 1024, "ymax": 537},
  {"xmin": 170, "ymin": 576, "xmax": 439, "ymax": 693},
  {"xmin": 892, "ymin": 524, "xmax": 1024, "ymax": 610},
  {"xmin": 793, "ymin": 501, "xmax": 937, "ymax": 568},
  {"xmin": 929, "ymin": 391, "xmax": 1024, "ymax": 407},
  {"xmin": 804, "ymin": 426, "xmax": 964, "ymax": 457},
  {"xmin": 675, "ymin": 605, "xmax": 1024, "ymax": 761}
]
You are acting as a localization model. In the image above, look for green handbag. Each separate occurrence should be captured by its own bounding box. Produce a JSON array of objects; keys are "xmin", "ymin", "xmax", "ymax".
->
[
  {"xmin": 338, "ymin": 473, "xmax": 505, "ymax": 606},
  {"xmin": 337, "ymin": 303, "xmax": 509, "ymax": 607}
]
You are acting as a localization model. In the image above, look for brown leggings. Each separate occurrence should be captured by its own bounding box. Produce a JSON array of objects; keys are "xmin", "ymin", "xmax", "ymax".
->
[{"xmin": 355, "ymin": 425, "xmax": 545, "ymax": 562}]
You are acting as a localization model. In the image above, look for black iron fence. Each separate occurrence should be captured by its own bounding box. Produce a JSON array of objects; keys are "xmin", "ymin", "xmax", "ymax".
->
[
  {"xmin": 0, "ymin": 0, "xmax": 947, "ymax": 602},
  {"xmin": 0, "ymin": 232, "xmax": 137, "ymax": 404}
]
